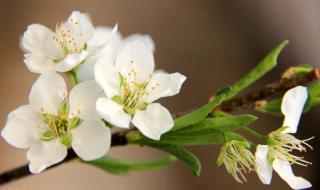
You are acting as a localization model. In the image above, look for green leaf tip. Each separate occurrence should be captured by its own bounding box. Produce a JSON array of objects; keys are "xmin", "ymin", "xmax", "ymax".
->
[{"xmin": 224, "ymin": 40, "xmax": 289, "ymax": 100}]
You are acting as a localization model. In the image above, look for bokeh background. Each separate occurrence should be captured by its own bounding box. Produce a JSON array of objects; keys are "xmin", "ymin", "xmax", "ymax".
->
[{"xmin": 0, "ymin": 0, "xmax": 319, "ymax": 190}]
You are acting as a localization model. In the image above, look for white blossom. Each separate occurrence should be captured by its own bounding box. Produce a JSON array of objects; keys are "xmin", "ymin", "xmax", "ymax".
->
[
  {"xmin": 1, "ymin": 72, "xmax": 110, "ymax": 173},
  {"xmin": 95, "ymin": 40, "xmax": 186, "ymax": 140},
  {"xmin": 21, "ymin": 11, "xmax": 110, "ymax": 74},
  {"xmin": 76, "ymin": 26, "xmax": 155, "ymax": 82},
  {"xmin": 255, "ymin": 86, "xmax": 312, "ymax": 189}
]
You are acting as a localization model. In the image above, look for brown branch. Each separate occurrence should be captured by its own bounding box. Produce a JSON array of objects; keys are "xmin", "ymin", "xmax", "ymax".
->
[
  {"xmin": 0, "ymin": 69, "xmax": 319, "ymax": 185},
  {"xmin": 217, "ymin": 69, "xmax": 319, "ymax": 112}
]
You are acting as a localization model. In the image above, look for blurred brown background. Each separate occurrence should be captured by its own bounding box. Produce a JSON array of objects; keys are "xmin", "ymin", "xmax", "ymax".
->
[{"xmin": 0, "ymin": 0, "xmax": 319, "ymax": 190}]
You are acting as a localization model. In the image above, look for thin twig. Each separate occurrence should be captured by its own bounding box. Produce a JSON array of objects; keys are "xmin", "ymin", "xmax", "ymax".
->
[{"xmin": 0, "ymin": 69, "xmax": 318, "ymax": 185}]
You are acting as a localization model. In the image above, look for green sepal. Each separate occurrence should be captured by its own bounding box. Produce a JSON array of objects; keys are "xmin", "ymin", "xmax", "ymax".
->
[
  {"xmin": 124, "ymin": 107, "xmax": 135, "ymax": 115},
  {"xmin": 85, "ymin": 155, "xmax": 177, "ymax": 175},
  {"xmin": 40, "ymin": 130, "xmax": 57, "ymax": 141},
  {"xmin": 83, "ymin": 42, "xmax": 88, "ymax": 50},
  {"xmin": 135, "ymin": 102, "xmax": 148, "ymax": 110},
  {"xmin": 60, "ymin": 133, "xmax": 72, "ymax": 147},
  {"xmin": 58, "ymin": 98, "xmax": 69, "ymax": 119},
  {"xmin": 69, "ymin": 117, "xmax": 81, "ymax": 129},
  {"xmin": 40, "ymin": 113, "xmax": 55, "ymax": 124},
  {"xmin": 111, "ymin": 95, "xmax": 123, "ymax": 105}
]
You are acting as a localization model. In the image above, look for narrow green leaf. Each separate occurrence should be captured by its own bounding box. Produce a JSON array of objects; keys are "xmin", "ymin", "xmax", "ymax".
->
[
  {"xmin": 130, "ymin": 139, "xmax": 201, "ymax": 176},
  {"xmin": 225, "ymin": 40, "xmax": 289, "ymax": 100},
  {"xmin": 86, "ymin": 155, "xmax": 177, "ymax": 175},
  {"xmin": 172, "ymin": 94, "xmax": 226, "ymax": 131},
  {"xmin": 159, "ymin": 115, "xmax": 256, "ymax": 145}
]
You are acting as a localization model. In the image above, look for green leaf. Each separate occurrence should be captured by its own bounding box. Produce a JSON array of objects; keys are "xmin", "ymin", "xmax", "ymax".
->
[
  {"xmin": 69, "ymin": 117, "xmax": 81, "ymax": 129},
  {"xmin": 130, "ymin": 138, "xmax": 201, "ymax": 176},
  {"xmin": 86, "ymin": 155, "xmax": 177, "ymax": 175},
  {"xmin": 224, "ymin": 40, "xmax": 289, "ymax": 100},
  {"xmin": 172, "ymin": 94, "xmax": 226, "ymax": 131},
  {"xmin": 160, "ymin": 115, "xmax": 256, "ymax": 146}
]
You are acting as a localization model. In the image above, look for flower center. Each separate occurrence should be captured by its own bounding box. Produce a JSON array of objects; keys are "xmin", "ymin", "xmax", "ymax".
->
[
  {"xmin": 267, "ymin": 128, "xmax": 313, "ymax": 166},
  {"xmin": 217, "ymin": 140, "xmax": 255, "ymax": 184},
  {"xmin": 112, "ymin": 70, "xmax": 151, "ymax": 115},
  {"xmin": 51, "ymin": 19, "xmax": 87, "ymax": 58},
  {"xmin": 39, "ymin": 99, "xmax": 81, "ymax": 146}
]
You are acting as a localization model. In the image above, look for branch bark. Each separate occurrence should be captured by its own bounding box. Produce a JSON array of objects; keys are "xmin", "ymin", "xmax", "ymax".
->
[{"xmin": 0, "ymin": 69, "xmax": 318, "ymax": 185}]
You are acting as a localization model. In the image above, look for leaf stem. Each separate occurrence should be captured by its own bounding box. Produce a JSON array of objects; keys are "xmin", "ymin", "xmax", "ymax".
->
[{"xmin": 242, "ymin": 126, "xmax": 265, "ymax": 142}]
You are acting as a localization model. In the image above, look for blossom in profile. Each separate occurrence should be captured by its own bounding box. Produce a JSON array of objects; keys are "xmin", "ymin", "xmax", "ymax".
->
[{"xmin": 255, "ymin": 86, "xmax": 312, "ymax": 189}]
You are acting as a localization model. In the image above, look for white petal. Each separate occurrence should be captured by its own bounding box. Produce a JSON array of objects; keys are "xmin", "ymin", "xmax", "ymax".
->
[
  {"xmin": 72, "ymin": 119, "xmax": 111, "ymax": 161},
  {"xmin": 63, "ymin": 11, "xmax": 94, "ymax": 43},
  {"xmin": 145, "ymin": 72, "xmax": 187, "ymax": 103},
  {"xmin": 281, "ymin": 86, "xmax": 308, "ymax": 133},
  {"xmin": 94, "ymin": 54, "xmax": 120, "ymax": 98},
  {"xmin": 273, "ymin": 159, "xmax": 312, "ymax": 189},
  {"xmin": 69, "ymin": 80, "xmax": 103, "ymax": 119},
  {"xmin": 123, "ymin": 34, "xmax": 155, "ymax": 53},
  {"xmin": 96, "ymin": 97, "xmax": 131, "ymax": 128},
  {"xmin": 24, "ymin": 54, "xmax": 55, "ymax": 73},
  {"xmin": 27, "ymin": 139, "xmax": 67, "ymax": 174},
  {"xmin": 21, "ymin": 24, "xmax": 60, "ymax": 57},
  {"xmin": 29, "ymin": 72, "xmax": 67, "ymax": 115},
  {"xmin": 255, "ymin": 145, "xmax": 273, "ymax": 185},
  {"xmin": 88, "ymin": 26, "xmax": 121, "ymax": 51},
  {"xmin": 115, "ymin": 40, "xmax": 154, "ymax": 83},
  {"xmin": 54, "ymin": 51, "xmax": 89, "ymax": 72},
  {"xmin": 75, "ymin": 56, "xmax": 96, "ymax": 82},
  {"xmin": 1, "ymin": 105, "xmax": 42, "ymax": 149},
  {"xmin": 132, "ymin": 103, "xmax": 174, "ymax": 140}
]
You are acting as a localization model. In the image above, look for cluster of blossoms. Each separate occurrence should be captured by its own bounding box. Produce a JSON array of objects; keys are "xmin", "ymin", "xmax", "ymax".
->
[
  {"xmin": 1, "ymin": 11, "xmax": 186, "ymax": 173},
  {"xmin": 218, "ymin": 86, "xmax": 313, "ymax": 189},
  {"xmin": 0, "ymin": 11, "xmax": 314, "ymax": 190}
]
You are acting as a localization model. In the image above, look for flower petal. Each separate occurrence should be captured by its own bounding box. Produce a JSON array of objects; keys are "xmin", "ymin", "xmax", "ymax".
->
[
  {"xmin": 1, "ymin": 105, "xmax": 42, "ymax": 149},
  {"xmin": 132, "ymin": 103, "xmax": 174, "ymax": 140},
  {"xmin": 273, "ymin": 159, "xmax": 312, "ymax": 189},
  {"xmin": 115, "ymin": 40, "xmax": 154, "ymax": 83},
  {"xmin": 63, "ymin": 11, "xmax": 94, "ymax": 43},
  {"xmin": 255, "ymin": 145, "xmax": 273, "ymax": 185},
  {"xmin": 87, "ymin": 26, "xmax": 121, "ymax": 52},
  {"xmin": 72, "ymin": 119, "xmax": 111, "ymax": 161},
  {"xmin": 123, "ymin": 34, "xmax": 155, "ymax": 53},
  {"xmin": 96, "ymin": 97, "xmax": 131, "ymax": 128},
  {"xmin": 281, "ymin": 86, "xmax": 308, "ymax": 133},
  {"xmin": 94, "ymin": 54, "xmax": 120, "ymax": 98},
  {"xmin": 24, "ymin": 54, "xmax": 54, "ymax": 73},
  {"xmin": 75, "ymin": 56, "xmax": 97, "ymax": 82},
  {"xmin": 27, "ymin": 139, "xmax": 67, "ymax": 174},
  {"xmin": 69, "ymin": 80, "xmax": 103, "ymax": 119},
  {"xmin": 145, "ymin": 72, "xmax": 186, "ymax": 103},
  {"xmin": 29, "ymin": 72, "xmax": 67, "ymax": 115},
  {"xmin": 21, "ymin": 24, "xmax": 60, "ymax": 57},
  {"xmin": 54, "ymin": 51, "xmax": 89, "ymax": 72}
]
